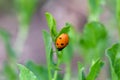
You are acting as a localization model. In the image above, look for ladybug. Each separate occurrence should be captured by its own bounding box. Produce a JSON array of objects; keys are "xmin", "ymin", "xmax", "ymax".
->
[{"xmin": 55, "ymin": 33, "xmax": 69, "ymax": 51}]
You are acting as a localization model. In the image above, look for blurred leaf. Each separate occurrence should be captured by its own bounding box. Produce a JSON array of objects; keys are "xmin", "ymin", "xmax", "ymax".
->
[
  {"xmin": 80, "ymin": 22, "xmax": 108, "ymax": 64},
  {"xmin": 45, "ymin": 12, "xmax": 57, "ymax": 37},
  {"xmin": 26, "ymin": 61, "xmax": 48, "ymax": 80},
  {"xmin": 42, "ymin": 30, "xmax": 52, "ymax": 61},
  {"xmin": 58, "ymin": 23, "xmax": 71, "ymax": 36},
  {"xmin": 42, "ymin": 30, "xmax": 52, "ymax": 79},
  {"xmin": 106, "ymin": 43, "xmax": 120, "ymax": 80},
  {"xmin": 15, "ymin": 0, "xmax": 37, "ymax": 24},
  {"xmin": 0, "ymin": 28, "xmax": 15, "ymax": 58},
  {"xmin": 78, "ymin": 62, "xmax": 86, "ymax": 80},
  {"xmin": 18, "ymin": 64, "xmax": 38, "ymax": 80},
  {"xmin": 88, "ymin": 0, "xmax": 105, "ymax": 21},
  {"xmin": 86, "ymin": 59, "xmax": 104, "ymax": 80},
  {"xmin": 4, "ymin": 63, "xmax": 17, "ymax": 80},
  {"xmin": 80, "ymin": 22, "xmax": 107, "ymax": 49}
]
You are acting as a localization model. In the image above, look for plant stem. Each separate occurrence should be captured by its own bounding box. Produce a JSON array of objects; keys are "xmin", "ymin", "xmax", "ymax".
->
[
  {"xmin": 48, "ymin": 60, "xmax": 52, "ymax": 80},
  {"xmin": 52, "ymin": 50, "xmax": 62, "ymax": 80},
  {"xmin": 52, "ymin": 57, "xmax": 61, "ymax": 80}
]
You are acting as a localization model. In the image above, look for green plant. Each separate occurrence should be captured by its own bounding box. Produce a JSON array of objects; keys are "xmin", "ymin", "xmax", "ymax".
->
[
  {"xmin": 18, "ymin": 64, "xmax": 38, "ymax": 80},
  {"xmin": 106, "ymin": 43, "xmax": 120, "ymax": 80},
  {"xmin": 43, "ymin": 12, "xmax": 71, "ymax": 80},
  {"xmin": 78, "ymin": 59, "xmax": 104, "ymax": 80},
  {"xmin": 17, "ymin": 12, "xmax": 105, "ymax": 80},
  {"xmin": 1, "ymin": 0, "xmax": 120, "ymax": 80}
]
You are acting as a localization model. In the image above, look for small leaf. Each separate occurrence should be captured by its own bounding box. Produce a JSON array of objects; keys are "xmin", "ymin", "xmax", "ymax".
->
[
  {"xmin": 42, "ymin": 30, "xmax": 52, "ymax": 79},
  {"xmin": 106, "ymin": 43, "xmax": 120, "ymax": 80},
  {"xmin": 78, "ymin": 62, "xmax": 86, "ymax": 80},
  {"xmin": 86, "ymin": 59, "xmax": 104, "ymax": 80},
  {"xmin": 42, "ymin": 30, "xmax": 52, "ymax": 59},
  {"xmin": 45, "ymin": 12, "xmax": 57, "ymax": 37},
  {"xmin": 26, "ymin": 61, "xmax": 48, "ymax": 80},
  {"xmin": 18, "ymin": 64, "xmax": 38, "ymax": 80},
  {"xmin": 58, "ymin": 23, "xmax": 71, "ymax": 36}
]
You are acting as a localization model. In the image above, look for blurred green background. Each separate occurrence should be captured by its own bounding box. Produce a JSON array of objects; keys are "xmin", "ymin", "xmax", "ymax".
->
[{"xmin": 0, "ymin": 0, "xmax": 119, "ymax": 80}]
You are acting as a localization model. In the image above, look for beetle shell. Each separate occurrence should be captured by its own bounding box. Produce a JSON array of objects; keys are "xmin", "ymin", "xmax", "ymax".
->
[{"xmin": 55, "ymin": 33, "xmax": 69, "ymax": 51}]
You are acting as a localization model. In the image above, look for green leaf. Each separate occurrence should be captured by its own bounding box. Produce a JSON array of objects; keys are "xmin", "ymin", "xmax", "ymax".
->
[
  {"xmin": 26, "ymin": 61, "xmax": 48, "ymax": 80},
  {"xmin": 80, "ymin": 22, "xmax": 107, "ymax": 49},
  {"xmin": 58, "ymin": 23, "xmax": 71, "ymax": 36},
  {"xmin": 86, "ymin": 59, "xmax": 104, "ymax": 80},
  {"xmin": 42, "ymin": 30, "xmax": 52, "ymax": 79},
  {"xmin": 80, "ymin": 22, "xmax": 108, "ymax": 64},
  {"xmin": 106, "ymin": 43, "xmax": 120, "ymax": 80},
  {"xmin": 18, "ymin": 64, "xmax": 38, "ymax": 80},
  {"xmin": 45, "ymin": 12, "xmax": 57, "ymax": 37},
  {"xmin": 42, "ymin": 30, "xmax": 52, "ymax": 61},
  {"xmin": 78, "ymin": 62, "xmax": 86, "ymax": 80}
]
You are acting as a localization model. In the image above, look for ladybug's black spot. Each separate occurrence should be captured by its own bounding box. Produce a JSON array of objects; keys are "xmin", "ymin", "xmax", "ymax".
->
[
  {"xmin": 57, "ymin": 43, "xmax": 59, "ymax": 45},
  {"xmin": 59, "ymin": 37, "xmax": 62, "ymax": 39},
  {"xmin": 58, "ymin": 48, "xmax": 63, "ymax": 51},
  {"xmin": 61, "ymin": 43, "xmax": 64, "ymax": 46},
  {"xmin": 66, "ymin": 43, "xmax": 68, "ymax": 45}
]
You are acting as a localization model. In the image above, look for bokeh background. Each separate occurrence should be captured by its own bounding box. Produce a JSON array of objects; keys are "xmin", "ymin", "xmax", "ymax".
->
[{"xmin": 0, "ymin": 0, "xmax": 118, "ymax": 80}]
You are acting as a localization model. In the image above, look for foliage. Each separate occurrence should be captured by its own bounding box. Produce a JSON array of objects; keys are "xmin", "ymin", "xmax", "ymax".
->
[
  {"xmin": 86, "ymin": 59, "xmax": 104, "ymax": 80},
  {"xmin": 80, "ymin": 22, "xmax": 108, "ymax": 64},
  {"xmin": 18, "ymin": 64, "xmax": 38, "ymax": 80},
  {"xmin": 80, "ymin": 22, "xmax": 107, "ymax": 49},
  {"xmin": 77, "ymin": 59, "xmax": 104, "ymax": 80},
  {"xmin": 1, "ymin": 0, "xmax": 120, "ymax": 80},
  {"xmin": 106, "ymin": 43, "xmax": 120, "ymax": 80}
]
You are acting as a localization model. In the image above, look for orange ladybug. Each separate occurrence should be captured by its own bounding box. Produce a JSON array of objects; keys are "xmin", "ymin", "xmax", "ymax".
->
[{"xmin": 55, "ymin": 33, "xmax": 69, "ymax": 51}]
